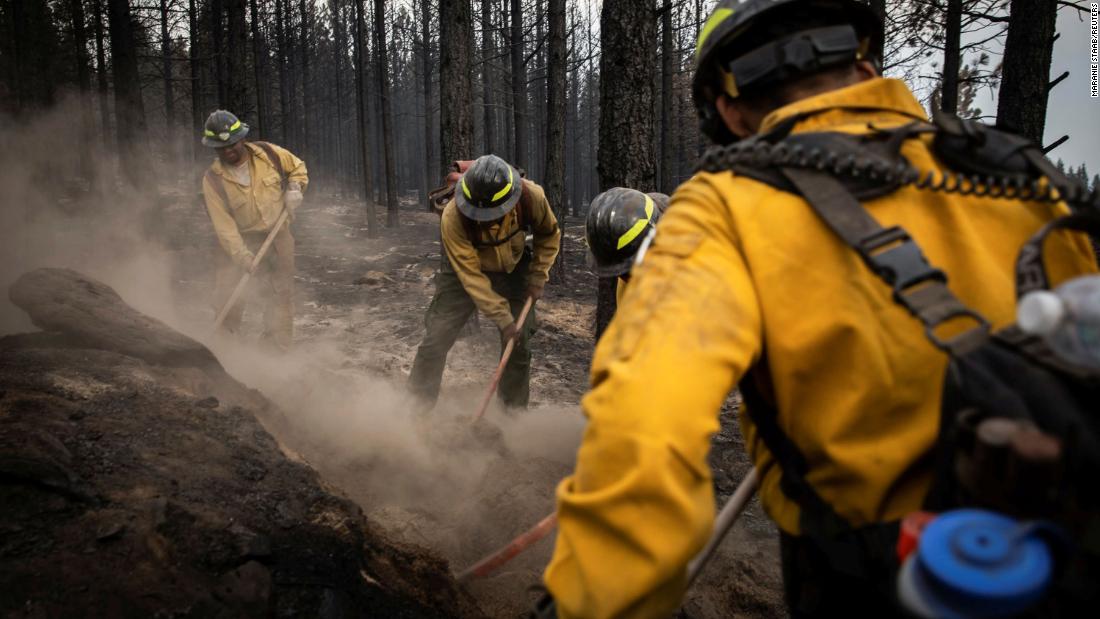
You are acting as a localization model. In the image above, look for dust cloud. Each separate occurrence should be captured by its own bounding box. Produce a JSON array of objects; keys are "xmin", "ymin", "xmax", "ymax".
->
[
  {"xmin": 0, "ymin": 100, "xmax": 587, "ymax": 596},
  {"xmin": 0, "ymin": 97, "xmax": 198, "ymax": 336}
]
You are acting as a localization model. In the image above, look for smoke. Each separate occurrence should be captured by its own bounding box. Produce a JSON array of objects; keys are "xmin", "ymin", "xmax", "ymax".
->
[
  {"xmin": 0, "ymin": 99, "xmax": 587, "ymax": 600},
  {"xmin": 0, "ymin": 95, "xmax": 204, "ymax": 336}
]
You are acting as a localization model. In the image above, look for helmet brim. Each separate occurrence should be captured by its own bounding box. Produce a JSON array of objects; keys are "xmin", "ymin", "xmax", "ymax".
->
[
  {"xmin": 202, "ymin": 124, "xmax": 250, "ymax": 148},
  {"xmin": 455, "ymin": 168, "xmax": 523, "ymax": 222},
  {"xmin": 586, "ymin": 250, "xmax": 635, "ymax": 278}
]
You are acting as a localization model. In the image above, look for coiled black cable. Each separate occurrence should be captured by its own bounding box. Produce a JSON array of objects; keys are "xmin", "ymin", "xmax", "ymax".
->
[{"xmin": 696, "ymin": 141, "xmax": 1100, "ymax": 210}]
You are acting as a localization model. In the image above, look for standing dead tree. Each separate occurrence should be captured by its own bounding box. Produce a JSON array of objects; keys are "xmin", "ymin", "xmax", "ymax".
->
[
  {"xmin": 595, "ymin": 0, "xmax": 656, "ymax": 338},
  {"xmin": 439, "ymin": 0, "xmax": 475, "ymax": 175}
]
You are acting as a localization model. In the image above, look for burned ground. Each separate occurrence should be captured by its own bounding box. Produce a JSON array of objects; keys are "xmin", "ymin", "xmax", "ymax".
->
[{"xmin": 0, "ymin": 194, "xmax": 785, "ymax": 618}]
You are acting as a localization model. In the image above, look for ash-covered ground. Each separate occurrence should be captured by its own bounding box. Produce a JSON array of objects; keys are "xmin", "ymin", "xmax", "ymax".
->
[{"xmin": 1, "ymin": 188, "xmax": 785, "ymax": 618}]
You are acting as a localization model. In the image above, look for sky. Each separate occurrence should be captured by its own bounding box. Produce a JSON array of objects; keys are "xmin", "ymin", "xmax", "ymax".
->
[{"xmin": 969, "ymin": 6, "xmax": 1100, "ymax": 176}]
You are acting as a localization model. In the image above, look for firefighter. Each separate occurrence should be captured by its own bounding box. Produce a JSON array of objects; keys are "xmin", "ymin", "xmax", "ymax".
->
[
  {"xmin": 408, "ymin": 154, "xmax": 560, "ymax": 410},
  {"xmin": 584, "ymin": 188, "xmax": 668, "ymax": 304},
  {"xmin": 540, "ymin": 1, "xmax": 1098, "ymax": 617},
  {"xmin": 201, "ymin": 110, "xmax": 308, "ymax": 350}
]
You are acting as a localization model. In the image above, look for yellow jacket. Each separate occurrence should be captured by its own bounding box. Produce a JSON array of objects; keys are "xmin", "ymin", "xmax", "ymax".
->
[
  {"xmin": 441, "ymin": 179, "xmax": 560, "ymax": 329},
  {"xmin": 202, "ymin": 142, "xmax": 308, "ymax": 263},
  {"xmin": 544, "ymin": 77, "xmax": 1098, "ymax": 618}
]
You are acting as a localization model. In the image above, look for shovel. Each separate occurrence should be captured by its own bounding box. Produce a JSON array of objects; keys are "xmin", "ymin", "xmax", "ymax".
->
[
  {"xmin": 471, "ymin": 296, "xmax": 535, "ymax": 422},
  {"xmin": 455, "ymin": 468, "xmax": 759, "ymax": 584},
  {"xmin": 211, "ymin": 207, "xmax": 291, "ymax": 333}
]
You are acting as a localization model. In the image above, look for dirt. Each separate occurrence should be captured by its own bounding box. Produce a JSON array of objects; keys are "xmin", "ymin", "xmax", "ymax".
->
[{"xmin": 1, "ymin": 192, "xmax": 786, "ymax": 617}]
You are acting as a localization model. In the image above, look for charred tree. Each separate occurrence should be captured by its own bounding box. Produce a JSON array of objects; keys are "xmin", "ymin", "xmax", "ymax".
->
[
  {"xmin": 249, "ymin": 0, "xmax": 268, "ymax": 137},
  {"xmin": 107, "ymin": 0, "xmax": 153, "ymax": 188},
  {"xmin": 481, "ymin": 0, "xmax": 495, "ymax": 154},
  {"xmin": 94, "ymin": 0, "xmax": 112, "ymax": 149},
  {"xmin": 330, "ymin": 0, "xmax": 346, "ymax": 190},
  {"xmin": 659, "ymin": 0, "xmax": 672, "ymax": 193},
  {"xmin": 188, "ymin": 0, "xmax": 203, "ymax": 161},
  {"xmin": 940, "ymin": 0, "xmax": 962, "ymax": 113},
  {"xmin": 354, "ymin": 0, "xmax": 377, "ymax": 236},
  {"xmin": 69, "ymin": 0, "xmax": 94, "ymax": 181},
  {"xmin": 212, "ymin": 0, "xmax": 226, "ymax": 105},
  {"xmin": 996, "ymin": 0, "xmax": 1057, "ymax": 144},
  {"xmin": 439, "ymin": 0, "xmax": 475, "ymax": 175},
  {"xmin": 160, "ymin": 0, "xmax": 174, "ymax": 144},
  {"xmin": 546, "ymin": 0, "xmax": 566, "ymax": 284},
  {"xmin": 509, "ymin": 0, "xmax": 527, "ymax": 169},
  {"xmin": 275, "ymin": 0, "xmax": 291, "ymax": 143},
  {"xmin": 596, "ymin": 0, "xmax": 656, "ymax": 339},
  {"xmin": 299, "ymin": 0, "xmax": 311, "ymax": 158},
  {"xmin": 420, "ymin": 0, "xmax": 435, "ymax": 203},
  {"xmin": 226, "ymin": 0, "xmax": 248, "ymax": 117},
  {"xmin": 374, "ymin": 0, "xmax": 399, "ymax": 227}
]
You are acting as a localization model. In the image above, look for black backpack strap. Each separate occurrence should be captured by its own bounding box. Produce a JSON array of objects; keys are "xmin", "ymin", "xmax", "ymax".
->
[
  {"xmin": 1016, "ymin": 210, "xmax": 1100, "ymax": 297},
  {"xmin": 781, "ymin": 167, "xmax": 990, "ymax": 356},
  {"xmin": 740, "ymin": 364, "xmax": 899, "ymax": 577},
  {"xmin": 204, "ymin": 169, "xmax": 230, "ymax": 208},
  {"xmin": 253, "ymin": 141, "xmax": 288, "ymax": 191}
]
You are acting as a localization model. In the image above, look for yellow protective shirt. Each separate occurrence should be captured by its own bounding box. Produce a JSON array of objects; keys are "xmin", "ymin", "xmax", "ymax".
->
[
  {"xmin": 440, "ymin": 179, "xmax": 561, "ymax": 329},
  {"xmin": 202, "ymin": 142, "xmax": 309, "ymax": 263},
  {"xmin": 544, "ymin": 77, "xmax": 1098, "ymax": 618}
]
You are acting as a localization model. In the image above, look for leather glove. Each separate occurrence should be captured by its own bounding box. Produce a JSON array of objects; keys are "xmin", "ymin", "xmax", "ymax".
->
[
  {"xmin": 526, "ymin": 285, "xmax": 544, "ymax": 301},
  {"xmin": 235, "ymin": 251, "xmax": 256, "ymax": 272},
  {"xmin": 500, "ymin": 322, "xmax": 519, "ymax": 342},
  {"xmin": 285, "ymin": 182, "xmax": 304, "ymax": 212}
]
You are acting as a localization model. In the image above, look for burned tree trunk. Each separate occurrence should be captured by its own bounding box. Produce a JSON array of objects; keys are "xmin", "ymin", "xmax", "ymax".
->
[
  {"xmin": 212, "ymin": 0, "xmax": 226, "ymax": 105},
  {"xmin": 439, "ymin": 0, "xmax": 475, "ymax": 176},
  {"xmin": 940, "ymin": 0, "xmax": 961, "ymax": 113},
  {"xmin": 659, "ymin": 0, "xmax": 672, "ymax": 193},
  {"xmin": 509, "ymin": 0, "xmax": 527, "ymax": 169},
  {"xmin": 595, "ymin": 0, "xmax": 656, "ymax": 339},
  {"xmin": 275, "ymin": 0, "xmax": 290, "ymax": 144},
  {"xmin": 354, "ymin": 0, "xmax": 377, "ymax": 236},
  {"xmin": 160, "ymin": 0, "xmax": 174, "ymax": 144},
  {"xmin": 374, "ymin": 0, "xmax": 399, "ymax": 227},
  {"xmin": 69, "ymin": 0, "xmax": 94, "ymax": 182},
  {"xmin": 996, "ymin": 0, "xmax": 1057, "ymax": 144},
  {"xmin": 546, "ymin": 0, "xmax": 566, "ymax": 284},
  {"xmin": 299, "ymin": 0, "xmax": 311, "ymax": 158},
  {"xmin": 226, "ymin": 0, "xmax": 248, "ymax": 117},
  {"xmin": 481, "ymin": 0, "xmax": 495, "ymax": 155},
  {"xmin": 94, "ymin": 0, "xmax": 112, "ymax": 150},
  {"xmin": 189, "ymin": 0, "xmax": 204, "ymax": 162},
  {"xmin": 107, "ymin": 0, "xmax": 153, "ymax": 189},
  {"xmin": 420, "ymin": 0, "xmax": 435, "ymax": 206},
  {"xmin": 249, "ymin": 0, "xmax": 268, "ymax": 137}
]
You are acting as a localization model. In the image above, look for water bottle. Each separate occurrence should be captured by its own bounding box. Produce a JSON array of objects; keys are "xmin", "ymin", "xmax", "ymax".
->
[
  {"xmin": 1017, "ymin": 274, "xmax": 1100, "ymax": 370},
  {"xmin": 896, "ymin": 509, "xmax": 1055, "ymax": 618}
]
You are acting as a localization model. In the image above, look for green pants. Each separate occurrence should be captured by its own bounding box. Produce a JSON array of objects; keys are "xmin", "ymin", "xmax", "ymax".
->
[{"xmin": 408, "ymin": 255, "xmax": 536, "ymax": 410}]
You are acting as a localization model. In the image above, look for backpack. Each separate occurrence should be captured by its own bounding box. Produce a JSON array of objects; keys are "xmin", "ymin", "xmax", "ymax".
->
[
  {"xmin": 203, "ymin": 141, "xmax": 288, "ymax": 208},
  {"xmin": 697, "ymin": 111, "xmax": 1100, "ymax": 610}
]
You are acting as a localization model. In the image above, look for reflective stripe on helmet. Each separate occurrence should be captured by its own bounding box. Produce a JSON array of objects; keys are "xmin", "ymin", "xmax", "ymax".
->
[
  {"xmin": 229, "ymin": 119, "xmax": 241, "ymax": 132},
  {"xmin": 204, "ymin": 129, "xmax": 216, "ymax": 137},
  {"xmin": 461, "ymin": 177, "xmax": 473, "ymax": 199},
  {"xmin": 491, "ymin": 166, "xmax": 514, "ymax": 203},
  {"xmin": 616, "ymin": 195, "xmax": 655, "ymax": 250},
  {"xmin": 696, "ymin": 7, "xmax": 735, "ymax": 57}
]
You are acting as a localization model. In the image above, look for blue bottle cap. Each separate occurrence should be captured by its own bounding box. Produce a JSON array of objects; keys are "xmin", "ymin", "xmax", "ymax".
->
[{"xmin": 916, "ymin": 509, "xmax": 1053, "ymax": 616}]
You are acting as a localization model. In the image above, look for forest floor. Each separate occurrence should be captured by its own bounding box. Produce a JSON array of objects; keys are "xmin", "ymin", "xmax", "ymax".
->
[{"xmin": 4, "ymin": 190, "xmax": 786, "ymax": 618}]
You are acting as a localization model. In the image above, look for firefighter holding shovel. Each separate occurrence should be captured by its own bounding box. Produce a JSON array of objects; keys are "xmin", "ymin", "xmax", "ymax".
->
[
  {"xmin": 408, "ymin": 154, "xmax": 560, "ymax": 412},
  {"xmin": 200, "ymin": 110, "xmax": 308, "ymax": 350}
]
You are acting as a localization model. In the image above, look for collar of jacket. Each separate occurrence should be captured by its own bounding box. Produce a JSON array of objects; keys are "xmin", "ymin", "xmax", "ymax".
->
[
  {"xmin": 757, "ymin": 77, "xmax": 928, "ymax": 136},
  {"xmin": 209, "ymin": 143, "xmax": 264, "ymax": 182}
]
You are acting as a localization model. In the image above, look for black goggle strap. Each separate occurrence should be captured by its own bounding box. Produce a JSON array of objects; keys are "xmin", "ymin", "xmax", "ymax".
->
[{"xmin": 723, "ymin": 25, "xmax": 860, "ymax": 98}]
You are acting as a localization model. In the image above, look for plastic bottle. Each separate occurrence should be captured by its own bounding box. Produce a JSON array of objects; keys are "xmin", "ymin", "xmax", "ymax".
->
[
  {"xmin": 896, "ymin": 509, "xmax": 1054, "ymax": 618},
  {"xmin": 1017, "ymin": 275, "xmax": 1100, "ymax": 370}
]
